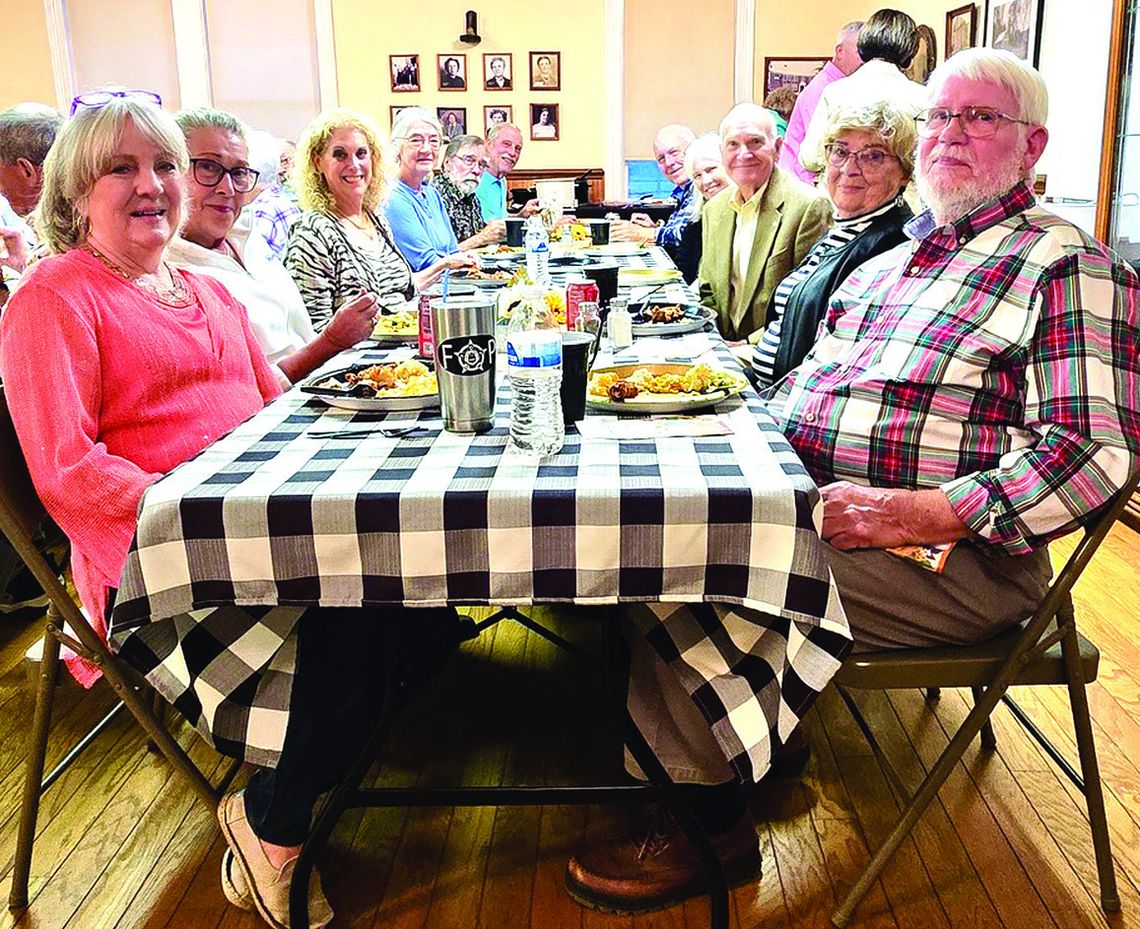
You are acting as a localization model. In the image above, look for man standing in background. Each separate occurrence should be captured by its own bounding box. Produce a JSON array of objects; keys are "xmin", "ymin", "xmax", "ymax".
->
[{"xmin": 777, "ymin": 21, "xmax": 863, "ymax": 183}]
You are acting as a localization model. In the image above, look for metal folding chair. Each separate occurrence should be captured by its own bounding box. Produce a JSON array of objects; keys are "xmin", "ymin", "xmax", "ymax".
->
[
  {"xmin": 830, "ymin": 471, "xmax": 1139, "ymax": 927},
  {"xmin": 0, "ymin": 386, "xmax": 230, "ymax": 911}
]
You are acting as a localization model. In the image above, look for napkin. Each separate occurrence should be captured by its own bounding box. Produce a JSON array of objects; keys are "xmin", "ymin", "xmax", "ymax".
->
[
  {"xmin": 607, "ymin": 332, "xmax": 718, "ymax": 364},
  {"xmin": 576, "ymin": 415, "xmax": 733, "ymax": 440}
]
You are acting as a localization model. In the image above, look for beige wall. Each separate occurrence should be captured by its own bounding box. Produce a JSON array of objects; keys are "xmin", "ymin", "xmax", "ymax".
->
[
  {"xmin": 624, "ymin": 0, "xmax": 735, "ymax": 158},
  {"xmin": 331, "ymin": 0, "xmax": 607, "ymax": 172},
  {"xmin": 0, "ymin": 1, "xmax": 57, "ymax": 109},
  {"xmin": 753, "ymin": 0, "xmax": 961, "ymax": 100}
]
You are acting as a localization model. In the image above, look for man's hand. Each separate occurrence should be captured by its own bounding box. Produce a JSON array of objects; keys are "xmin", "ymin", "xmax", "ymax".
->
[
  {"xmin": 628, "ymin": 212, "xmax": 656, "ymax": 228},
  {"xmin": 0, "ymin": 228, "xmax": 29, "ymax": 273},
  {"xmin": 517, "ymin": 198, "xmax": 541, "ymax": 218},
  {"xmin": 609, "ymin": 219, "xmax": 655, "ymax": 245},
  {"xmin": 820, "ymin": 481, "xmax": 971, "ymax": 550},
  {"xmin": 461, "ymin": 220, "xmax": 506, "ymax": 251}
]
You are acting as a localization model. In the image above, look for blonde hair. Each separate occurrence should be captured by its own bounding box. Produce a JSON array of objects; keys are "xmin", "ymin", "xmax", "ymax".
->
[
  {"xmin": 32, "ymin": 98, "xmax": 188, "ymax": 254},
  {"xmin": 294, "ymin": 108, "xmax": 388, "ymax": 214},
  {"xmin": 821, "ymin": 99, "xmax": 917, "ymax": 179}
]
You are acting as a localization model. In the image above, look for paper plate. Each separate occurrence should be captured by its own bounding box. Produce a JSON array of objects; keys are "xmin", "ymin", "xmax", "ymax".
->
[{"xmin": 585, "ymin": 363, "xmax": 747, "ymax": 415}]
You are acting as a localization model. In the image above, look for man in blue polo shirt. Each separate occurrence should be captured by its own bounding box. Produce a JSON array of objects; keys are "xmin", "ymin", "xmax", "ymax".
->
[{"xmin": 475, "ymin": 123, "xmax": 539, "ymax": 220}]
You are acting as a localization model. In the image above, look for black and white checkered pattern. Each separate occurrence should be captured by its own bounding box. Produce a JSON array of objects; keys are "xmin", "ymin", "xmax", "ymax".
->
[{"xmin": 109, "ymin": 250, "xmax": 852, "ymax": 777}]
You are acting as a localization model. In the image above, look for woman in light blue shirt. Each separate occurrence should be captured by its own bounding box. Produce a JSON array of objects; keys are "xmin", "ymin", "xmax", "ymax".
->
[{"xmin": 385, "ymin": 108, "xmax": 475, "ymax": 272}]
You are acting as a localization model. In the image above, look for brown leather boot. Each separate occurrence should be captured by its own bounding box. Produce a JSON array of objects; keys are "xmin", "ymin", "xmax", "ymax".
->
[{"xmin": 564, "ymin": 808, "xmax": 761, "ymax": 914}]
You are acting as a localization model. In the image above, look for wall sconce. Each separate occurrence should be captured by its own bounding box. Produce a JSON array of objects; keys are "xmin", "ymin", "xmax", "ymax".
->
[{"xmin": 460, "ymin": 11, "xmax": 481, "ymax": 45}]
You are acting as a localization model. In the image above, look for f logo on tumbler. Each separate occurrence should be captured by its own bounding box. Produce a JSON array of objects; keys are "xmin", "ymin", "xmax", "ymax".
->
[{"xmin": 438, "ymin": 335, "xmax": 496, "ymax": 376}]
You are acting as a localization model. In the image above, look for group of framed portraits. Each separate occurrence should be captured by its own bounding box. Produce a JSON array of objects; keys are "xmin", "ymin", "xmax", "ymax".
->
[
  {"xmin": 944, "ymin": 1, "xmax": 1041, "ymax": 68},
  {"xmin": 389, "ymin": 51, "xmax": 561, "ymax": 93},
  {"xmin": 389, "ymin": 103, "xmax": 561, "ymax": 141}
]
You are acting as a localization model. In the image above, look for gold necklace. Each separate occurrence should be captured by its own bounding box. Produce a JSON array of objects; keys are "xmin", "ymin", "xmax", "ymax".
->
[
  {"xmin": 335, "ymin": 210, "xmax": 378, "ymax": 239},
  {"xmin": 83, "ymin": 244, "xmax": 194, "ymax": 308}
]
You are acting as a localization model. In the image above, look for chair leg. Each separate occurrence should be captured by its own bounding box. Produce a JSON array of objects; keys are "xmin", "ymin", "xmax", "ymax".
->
[
  {"xmin": 972, "ymin": 687, "xmax": 998, "ymax": 750},
  {"xmin": 1060, "ymin": 628, "xmax": 1120, "ymax": 912},
  {"xmin": 925, "ymin": 687, "xmax": 940, "ymax": 701},
  {"xmin": 8, "ymin": 618, "xmax": 63, "ymax": 910}
]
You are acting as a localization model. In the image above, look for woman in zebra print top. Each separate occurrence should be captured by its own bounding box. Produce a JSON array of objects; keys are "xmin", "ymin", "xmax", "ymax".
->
[{"xmin": 285, "ymin": 109, "xmax": 471, "ymax": 331}]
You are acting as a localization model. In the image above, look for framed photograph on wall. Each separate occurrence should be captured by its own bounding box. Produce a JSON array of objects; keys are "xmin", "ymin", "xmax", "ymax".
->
[
  {"xmin": 437, "ymin": 53, "xmax": 467, "ymax": 91},
  {"xmin": 484, "ymin": 105, "xmax": 512, "ymax": 133},
  {"xmin": 529, "ymin": 103, "xmax": 559, "ymax": 141},
  {"xmin": 390, "ymin": 55, "xmax": 420, "ymax": 93},
  {"xmin": 483, "ymin": 53, "xmax": 513, "ymax": 90},
  {"xmin": 763, "ymin": 57, "xmax": 830, "ymax": 98},
  {"xmin": 946, "ymin": 4, "xmax": 978, "ymax": 58},
  {"xmin": 529, "ymin": 51, "xmax": 561, "ymax": 91},
  {"xmin": 437, "ymin": 107, "xmax": 467, "ymax": 139},
  {"xmin": 905, "ymin": 24, "xmax": 938, "ymax": 82},
  {"xmin": 984, "ymin": 0, "xmax": 1044, "ymax": 65}
]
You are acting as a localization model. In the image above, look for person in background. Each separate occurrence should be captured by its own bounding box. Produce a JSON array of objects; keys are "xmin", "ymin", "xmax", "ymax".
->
[
  {"xmin": 751, "ymin": 100, "xmax": 914, "ymax": 387},
  {"xmin": 664, "ymin": 132, "xmax": 733, "ymax": 283},
  {"xmin": 284, "ymin": 109, "xmax": 460, "ymax": 331},
  {"xmin": 698, "ymin": 103, "xmax": 831, "ymax": 349},
  {"xmin": 611, "ymin": 124, "xmax": 698, "ymax": 270},
  {"xmin": 435, "ymin": 134, "xmax": 506, "ymax": 250},
  {"xmin": 240, "ymin": 129, "xmax": 302, "ymax": 260},
  {"xmin": 168, "ymin": 108, "xmax": 375, "ymax": 388},
  {"xmin": 763, "ymin": 86, "xmax": 798, "ymax": 137},
  {"xmin": 800, "ymin": 9, "xmax": 928, "ymax": 177},
  {"xmin": 277, "ymin": 139, "xmax": 296, "ymax": 188},
  {"xmin": 384, "ymin": 107, "xmax": 476, "ymax": 273},
  {"xmin": 475, "ymin": 123, "xmax": 539, "ymax": 220},
  {"xmin": 778, "ymin": 21, "xmax": 863, "ymax": 183},
  {"xmin": 0, "ymin": 104, "xmax": 63, "ymax": 267}
]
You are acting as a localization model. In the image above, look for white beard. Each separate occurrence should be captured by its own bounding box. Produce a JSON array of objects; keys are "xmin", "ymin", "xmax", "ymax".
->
[
  {"xmin": 453, "ymin": 176, "xmax": 480, "ymax": 195},
  {"xmin": 917, "ymin": 150, "xmax": 1025, "ymax": 226}
]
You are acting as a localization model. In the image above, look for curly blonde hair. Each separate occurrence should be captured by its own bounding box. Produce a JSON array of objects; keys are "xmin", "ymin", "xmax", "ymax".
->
[
  {"xmin": 294, "ymin": 108, "xmax": 388, "ymax": 214},
  {"xmin": 33, "ymin": 98, "xmax": 188, "ymax": 254},
  {"xmin": 820, "ymin": 99, "xmax": 917, "ymax": 179}
]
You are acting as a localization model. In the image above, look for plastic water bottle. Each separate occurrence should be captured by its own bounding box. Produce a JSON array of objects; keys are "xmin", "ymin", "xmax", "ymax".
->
[
  {"xmin": 507, "ymin": 286, "xmax": 564, "ymax": 457},
  {"xmin": 524, "ymin": 216, "xmax": 550, "ymax": 285}
]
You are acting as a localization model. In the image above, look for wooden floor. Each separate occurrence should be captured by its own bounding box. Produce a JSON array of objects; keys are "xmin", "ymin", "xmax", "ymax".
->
[{"xmin": 1, "ymin": 523, "xmax": 1138, "ymax": 929}]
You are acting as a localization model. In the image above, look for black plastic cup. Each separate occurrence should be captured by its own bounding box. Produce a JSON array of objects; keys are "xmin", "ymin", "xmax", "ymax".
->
[
  {"xmin": 582, "ymin": 263, "xmax": 619, "ymax": 310},
  {"xmin": 505, "ymin": 217, "xmax": 526, "ymax": 247},
  {"xmin": 560, "ymin": 331, "xmax": 594, "ymax": 424},
  {"xmin": 586, "ymin": 219, "xmax": 611, "ymax": 245}
]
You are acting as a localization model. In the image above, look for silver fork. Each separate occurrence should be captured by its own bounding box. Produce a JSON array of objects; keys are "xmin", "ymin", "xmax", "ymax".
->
[{"xmin": 305, "ymin": 424, "xmax": 426, "ymax": 439}]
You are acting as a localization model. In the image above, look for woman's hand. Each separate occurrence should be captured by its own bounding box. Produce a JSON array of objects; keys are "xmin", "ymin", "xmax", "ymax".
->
[
  {"xmin": 441, "ymin": 251, "xmax": 478, "ymax": 271},
  {"xmin": 322, "ymin": 292, "xmax": 378, "ymax": 349}
]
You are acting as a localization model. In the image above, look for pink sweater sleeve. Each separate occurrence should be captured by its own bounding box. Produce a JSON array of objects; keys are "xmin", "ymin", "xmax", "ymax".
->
[{"xmin": 0, "ymin": 281, "xmax": 162, "ymax": 589}]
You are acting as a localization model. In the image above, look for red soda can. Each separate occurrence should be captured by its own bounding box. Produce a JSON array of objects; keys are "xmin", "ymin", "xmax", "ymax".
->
[
  {"xmin": 566, "ymin": 276, "xmax": 599, "ymax": 331},
  {"xmin": 417, "ymin": 293, "xmax": 435, "ymax": 359}
]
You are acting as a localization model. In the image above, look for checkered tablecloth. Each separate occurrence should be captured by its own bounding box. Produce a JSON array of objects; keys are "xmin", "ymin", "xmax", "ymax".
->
[{"xmin": 109, "ymin": 296, "xmax": 851, "ymax": 777}]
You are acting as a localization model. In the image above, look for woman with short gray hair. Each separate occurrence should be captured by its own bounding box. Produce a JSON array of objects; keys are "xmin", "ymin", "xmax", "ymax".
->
[{"xmin": 385, "ymin": 106, "xmax": 475, "ymax": 272}]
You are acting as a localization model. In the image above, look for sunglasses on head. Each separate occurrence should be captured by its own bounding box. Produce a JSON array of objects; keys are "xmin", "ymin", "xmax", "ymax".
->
[{"xmin": 70, "ymin": 90, "xmax": 163, "ymax": 116}]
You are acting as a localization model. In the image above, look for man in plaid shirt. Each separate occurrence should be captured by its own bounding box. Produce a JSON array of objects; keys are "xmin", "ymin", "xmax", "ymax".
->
[{"xmin": 566, "ymin": 48, "xmax": 1139, "ymax": 916}]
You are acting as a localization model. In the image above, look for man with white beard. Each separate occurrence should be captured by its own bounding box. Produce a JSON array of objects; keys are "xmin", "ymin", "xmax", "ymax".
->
[
  {"xmin": 434, "ymin": 134, "xmax": 505, "ymax": 250},
  {"xmin": 563, "ymin": 47, "xmax": 1139, "ymax": 918}
]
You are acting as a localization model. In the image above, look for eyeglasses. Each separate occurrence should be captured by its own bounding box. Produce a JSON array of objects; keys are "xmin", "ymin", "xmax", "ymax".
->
[
  {"xmin": 70, "ymin": 89, "xmax": 162, "ymax": 115},
  {"xmin": 823, "ymin": 144, "xmax": 896, "ymax": 171},
  {"xmin": 454, "ymin": 154, "xmax": 490, "ymax": 169},
  {"xmin": 189, "ymin": 158, "xmax": 260, "ymax": 193},
  {"xmin": 915, "ymin": 106, "xmax": 1033, "ymax": 138},
  {"xmin": 404, "ymin": 134, "xmax": 442, "ymax": 149}
]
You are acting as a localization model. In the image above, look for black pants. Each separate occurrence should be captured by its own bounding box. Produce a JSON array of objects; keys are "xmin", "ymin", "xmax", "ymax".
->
[{"xmin": 244, "ymin": 604, "xmax": 462, "ymax": 846}]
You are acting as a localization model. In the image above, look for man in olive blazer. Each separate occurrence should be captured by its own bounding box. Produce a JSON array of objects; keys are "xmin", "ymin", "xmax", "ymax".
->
[{"xmin": 699, "ymin": 103, "xmax": 831, "ymax": 344}]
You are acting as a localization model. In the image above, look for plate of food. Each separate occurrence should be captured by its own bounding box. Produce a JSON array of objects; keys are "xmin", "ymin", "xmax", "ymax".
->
[
  {"xmin": 618, "ymin": 267, "xmax": 684, "ymax": 287},
  {"xmin": 630, "ymin": 304, "xmax": 715, "ymax": 337},
  {"xmin": 301, "ymin": 360, "xmax": 440, "ymax": 411},
  {"xmin": 454, "ymin": 267, "xmax": 516, "ymax": 288},
  {"xmin": 586, "ymin": 362, "xmax": 747, "ymax": 414},
  {"xmin": 370, "ymin": 309, "xmax": 418, "ymax": 342},
  {"xmin": 478, "ymin": 244, "xmax": 525, "ymax": 259},
  {"xmin": 586, "ymin": 243, "xmax": 650, "ymax": 257}
]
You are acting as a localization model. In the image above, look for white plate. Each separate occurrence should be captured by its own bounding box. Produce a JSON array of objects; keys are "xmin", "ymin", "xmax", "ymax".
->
[
  {"xmin": 585, "ymin": 363, "xmax": 747, "ymax": 415},
  {"xmin": 631, "ymin": 305, "xmax": 715, "ymax": 337},
  {"xmin": 586, "ymin": 243, "xmax": 650, "ymax": 257},
  {"xmin": 300, "ymin": 364, "xmax": 441, "ymax": 412},
  {"xmin": 618, "ymin": 268, "xmax": 683, "ymax": 286}
]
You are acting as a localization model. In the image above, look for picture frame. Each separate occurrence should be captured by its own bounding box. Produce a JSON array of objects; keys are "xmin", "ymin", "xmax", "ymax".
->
[
  {"xmin": 945, "ymin": 3, "xmax": 978, "ymax": 58},
  {"xmin": 529, "ymin": 51, "xmax": 561, "ymax": 91},
  {"xmin": 437, "ymin": 107, "xmax": 467, "ymax": 140},
  {"xmin": 437, "ymin": 53, "xmax": 467, "ymax": 91},
  {"xmin": 390, "ymin": 105, "xmax": 412, "ymax": 128},
  {"xmin": 483, "ymin": 53, "xmax": 513, "ymax": 91},
  {"xmin": 389, "ymin": 55, "xmax": 420, "ymax": 93},
  {"xmin": 763, "ymin": 57, "xmax": 830, "ymax": 98},
  {"xmin": 529, "ymin": 103, "xmax": 559, "ymax": 141},
  {"xmin": 905, "ymin": 24, "xmax": 938, "ymax": 83},
  {"xmin": 484, "ymin": 105, "xmax": 513, "ymax": 133},
  {"xmin": 984, "ymin": 0, "xmax": 1044, "ymax": 66}
]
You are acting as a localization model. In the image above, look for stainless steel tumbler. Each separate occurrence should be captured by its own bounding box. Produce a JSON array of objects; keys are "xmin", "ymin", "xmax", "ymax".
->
[{"xmin": 430, "ymin": 296, "xmax": 498, "ymax": 433}]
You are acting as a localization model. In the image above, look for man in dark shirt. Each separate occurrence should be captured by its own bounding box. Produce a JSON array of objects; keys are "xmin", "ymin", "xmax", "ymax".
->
[{"xmin": 434, "ymin": 135, "xmax": 505, "ymax": 250}]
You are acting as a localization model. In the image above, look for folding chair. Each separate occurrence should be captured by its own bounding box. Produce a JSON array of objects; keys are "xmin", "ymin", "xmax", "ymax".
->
[
  {"xmin": 830, "ymin": 470, "xmax": 1139, "ymax": 927},
  {"xmin": 0, "ymin": 386, "xmax": 230, "ymax": 910}
]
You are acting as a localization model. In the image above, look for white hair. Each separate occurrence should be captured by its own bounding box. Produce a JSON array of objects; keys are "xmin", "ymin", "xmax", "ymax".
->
[
  {"xmin": 390, "ymin": 106, "xmax": 443, "ymax": 144},
  {"xmin": 718, "ymin": 103, "xmax": 777, "ymax": 140},
  {"xmin": 927, "ymin": 47, "xmax": 1048, "ymax": 125},
  {"xmin": 683, "ymin": 133, "xmax": 722, "ymax": 177},
  {"xmin": 654, "ymin": 123, "xmax": 696, "ymax": 151}
]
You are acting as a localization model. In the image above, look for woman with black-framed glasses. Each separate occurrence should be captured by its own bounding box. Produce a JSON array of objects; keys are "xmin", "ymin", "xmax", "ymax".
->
[{"xmin": 167, "ymin": 108, "xmax": 377, "ymax": 388}]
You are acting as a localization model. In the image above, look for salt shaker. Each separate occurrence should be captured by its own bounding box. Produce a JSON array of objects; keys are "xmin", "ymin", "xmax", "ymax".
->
[{"xmin": 607, "ymin": 297, "xmax": 633, "ymax": 350}]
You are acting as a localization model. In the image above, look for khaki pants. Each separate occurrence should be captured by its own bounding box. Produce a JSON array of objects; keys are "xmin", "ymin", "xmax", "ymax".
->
[{"xmin": 626, "ymin": 542, "xmax": 1052, "ymax": 783}]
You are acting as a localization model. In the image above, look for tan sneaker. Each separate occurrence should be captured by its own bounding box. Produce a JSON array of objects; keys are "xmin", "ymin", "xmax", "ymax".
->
[{"xmin": 217, "ymin": 790, "xmax": 333, "ymax": 929}]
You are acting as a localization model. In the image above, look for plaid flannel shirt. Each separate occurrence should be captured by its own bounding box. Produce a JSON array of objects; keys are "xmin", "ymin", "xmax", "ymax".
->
[
  {"xmin": 656, "ymin": 180, "xmax": 697, "ymax": 249},
  {"xmin": 770, "ymin": 182, "xmax": 1140, "ymax": 555},
  {"xmin": 248, "ymin": 186, "xmax": 302, "ymax": 260}
]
